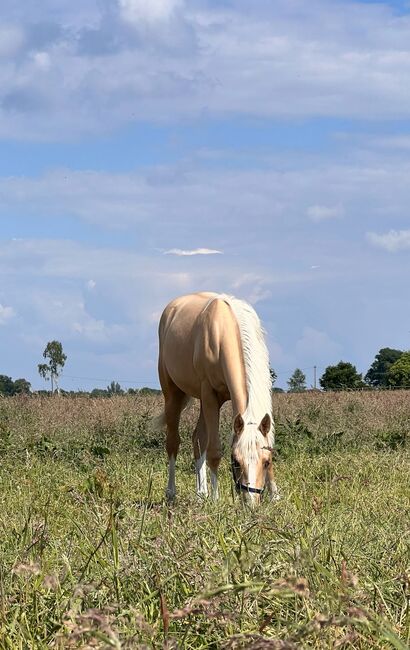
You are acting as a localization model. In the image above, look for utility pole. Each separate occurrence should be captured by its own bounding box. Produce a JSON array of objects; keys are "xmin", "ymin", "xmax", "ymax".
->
[{"xmin": 313, "ymin": 365, "xmax": 317, "ymax": 390}]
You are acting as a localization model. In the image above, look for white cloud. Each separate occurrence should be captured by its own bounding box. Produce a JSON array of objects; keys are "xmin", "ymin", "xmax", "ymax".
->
[
  {"xmin": 231, "ymin": 273, "xmax": 272, "ymax": 305},
  {"xmin": 295, "ymin": 326, "xmax": 342, "ymax": 365},
  {"xmin": 86, "ymin": 279, "xmax": 96, "ymax": 290},
  {"xmin": 3, "ymin": 2, "xmax": 410, "ymax": 137},
  {"xmin": 31, "ymin": 51, "xmax": 51, "ymax": 70},
  {"xmin": 119, "ymin": 0, "xmax": 183, "ymax": 25},
  {"xmin": 163, "ymin": 247, "xmax": 222, "ymax": 256},
  {"xmin": 307, "ymin": 204, "xmax": 344, "ymax": 222},
  {"xmin": 368, "ymin": 135, "xmax": 410, "ymax": 151},
  {"xmin": 0, "ymin": 303, "xmax": 15, "ymax": 325},
  {"xmin": 367, "ymin": 229, "xmax": 410, "ymax": 252},
  {"xmin": 1, "ymin": 157, "xmax": 407, "ymax": 238},
  {"xmin": 0, "ymin": 161, "xmax": 378, "ymax": 231}
]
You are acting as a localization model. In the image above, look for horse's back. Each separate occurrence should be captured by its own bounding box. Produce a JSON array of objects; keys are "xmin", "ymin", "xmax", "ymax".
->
[
  {"xmin": 158, "ymin": 292, "xmax": 241, "ymax": 399},
  {"xmin": 159, "ymin": 293, "xmax": 217, "ymax": 349}
]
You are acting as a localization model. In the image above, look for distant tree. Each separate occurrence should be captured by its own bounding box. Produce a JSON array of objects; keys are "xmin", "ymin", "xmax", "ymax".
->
[
  {"xmin": 0, "ymin": 375, "xmax": 15, "ymax": 396},
  {"xmin": 287, "ymin": 368, "xmax": 307, "ymax": 393},
  {"xmin": 272, "ymin": 387, "xmax": 285, "ymax": 393},
  {"xmin": 60, "ymin": 389, "xmax": 89, "ymax": 397},
  {"xmin": 13, "ymin": 378, "xmax": 31, "ymax": 394},
  {"xmin": 137, "ymin": 387, "xmax": 162, "ymax": 395},
  {"xmin": 270, "ymin": 367, "xmax": 277, "ymax": 388},
  {"xmin": 320, "ymin": 362, "xmax": 363, "ymax": 391},
  {"xmin": 91, "ymin": 388, "xmax": 109, "ymax": 397},
  {"xmin": 38, "ymin": 340, "xmax": 67, "ymax": 393},
  {"xmin": 387, "ymin": 351, "xmax": 410, "ymax": 388},
  {"xmin": 365, "ymin": 348, "xmax": 403, "ymax": 387},
  {"xmin": 107, "ymin": 381, "xmax": 123, "ymax": 396}
]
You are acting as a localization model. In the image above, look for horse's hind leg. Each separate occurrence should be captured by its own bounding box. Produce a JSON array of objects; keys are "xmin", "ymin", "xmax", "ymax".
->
[{"xmin": 163, "ymin": 386, "xmax": 187, "ymax": 501}]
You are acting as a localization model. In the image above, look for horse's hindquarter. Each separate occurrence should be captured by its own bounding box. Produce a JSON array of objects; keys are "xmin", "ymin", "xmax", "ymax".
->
[
  {"xmin": 158, "ymin": 293, "xmax": 247, "ymax": 411},
  {"xmin": 158, "ymin": 293, "xmax": 215, "ymax": 399}
]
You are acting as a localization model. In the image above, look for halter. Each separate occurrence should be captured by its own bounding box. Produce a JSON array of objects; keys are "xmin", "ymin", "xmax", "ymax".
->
[
  {"xmin": 230, "ymin": 455, "xmax": 265, "ymax": 495},
  {"xmin": 231, "ymin": 420, "xmax": 265, "ymax": 495}
]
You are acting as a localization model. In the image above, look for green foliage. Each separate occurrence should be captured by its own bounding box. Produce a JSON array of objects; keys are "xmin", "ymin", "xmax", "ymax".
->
[
  {"xmin": 287, "ymin": 368, "xmax": 307, "ymax": 392},
  {"xmin": 0, "ymin": 374, "xmax": 16, "ymax": 395},
  {"xmin": 269, "ymin": 367, "xmax": 277, "ymax": 387},
  {"xmin": 38, "ymin": 340, "xmax": 67, "ymax": 392},
  {"xmin": 90, "ymin": 388, "xmax": 109, "ymax": 397},
  {"xmin": 107, "ymin": 381, "xmax": 124, "ymax": 395},
  {"xmin": 365, "ymin": 347, "xmax": 403, "ymax": 387},
  {"xmin": 131, "ymin": 386, "xmax": 162, "ymax": 395},
  {"xmin": 320, "ymin": 361, "xmax": 363, "ymax": 391},
  {"xmin": 13, "ymin": 378, "xmax": 31, "ymax": 394},
  {"xmin": 0, "ymin": 375, "xmax": 31, "ymax": 395},
  {"xmin": 387, "ymin": 350, "xmax": 410, "ymax": 387}
]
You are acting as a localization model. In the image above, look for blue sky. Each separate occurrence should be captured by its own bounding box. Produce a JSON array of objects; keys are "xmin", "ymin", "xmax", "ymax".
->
[{"xmin": 1, "ymin": 0, "xmax": 410, "ymax": 391}]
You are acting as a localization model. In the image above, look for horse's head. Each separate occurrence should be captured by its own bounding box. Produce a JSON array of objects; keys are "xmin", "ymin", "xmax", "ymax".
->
[{"xmin": 231, "ymin": 413, "xmax": 276, "ymax": 506}]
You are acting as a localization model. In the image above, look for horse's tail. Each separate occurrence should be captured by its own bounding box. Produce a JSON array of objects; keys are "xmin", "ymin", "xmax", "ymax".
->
[{"xmin": 149, "ymin": 395, "xmax": 193, "ymax": 433}]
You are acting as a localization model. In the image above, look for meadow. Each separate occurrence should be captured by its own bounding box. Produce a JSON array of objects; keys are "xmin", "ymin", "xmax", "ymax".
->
[{"xmin": 0, "ymin": 391, "xmax": 409, "ymax": 649}]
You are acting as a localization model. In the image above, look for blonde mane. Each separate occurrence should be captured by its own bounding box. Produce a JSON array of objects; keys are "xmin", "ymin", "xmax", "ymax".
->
[{"xmin": 205, "ymin": 293, "xmax": 274, "ymax": 454}]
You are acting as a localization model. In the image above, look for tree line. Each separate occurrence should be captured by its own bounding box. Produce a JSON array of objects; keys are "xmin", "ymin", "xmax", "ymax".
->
[
  {"xmin": 271, "ymin": 347, "xmax": 410, "ymax": 392},
  {"xmin": 1, "ymin": 342, "xmax": 410, "ymax": 396}
]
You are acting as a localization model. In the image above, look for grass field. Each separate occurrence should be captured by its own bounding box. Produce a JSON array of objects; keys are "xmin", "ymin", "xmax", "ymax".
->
[{"xmin": 0, "ymin": 391, "xmax": 409, "ymax": 649}]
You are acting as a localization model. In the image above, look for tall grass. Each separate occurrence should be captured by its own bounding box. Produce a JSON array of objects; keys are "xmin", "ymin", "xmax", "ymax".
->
[{"xmin": 0, "ymin": 392, "xmax": 409, "ymax": 648}]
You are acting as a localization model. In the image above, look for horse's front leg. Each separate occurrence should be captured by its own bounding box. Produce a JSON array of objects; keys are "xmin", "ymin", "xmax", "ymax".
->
[
  {"xmin": 192, "ymin": 407, "xmax": 208, "ymax": 497},
  {"xmin": 201, "ymin": 385, "xmax": 221, "ymax": 500}
]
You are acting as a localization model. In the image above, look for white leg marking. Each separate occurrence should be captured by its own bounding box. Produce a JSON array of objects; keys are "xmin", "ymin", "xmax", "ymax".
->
[
  {"xmin": 196, "ymin": 452, "xmax": 208, "ymax": 496},
  {"xmin": 166, "ymin": 455, "xmax": 176, "ymax": 500},
  {"xmin": 210, "ymin": 469, "xmax": 219, "ymax": 500}
]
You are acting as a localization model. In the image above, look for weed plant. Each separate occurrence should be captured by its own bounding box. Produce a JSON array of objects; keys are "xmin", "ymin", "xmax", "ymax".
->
[{"xmin": 0, "ymin": 392, "xmax": 409, "ymax": 648}]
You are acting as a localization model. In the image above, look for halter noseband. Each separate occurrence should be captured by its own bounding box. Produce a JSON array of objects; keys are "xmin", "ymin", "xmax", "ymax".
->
[{"xmin": 230, "ymin": 455, "xmax": 265, "ymax": 495}]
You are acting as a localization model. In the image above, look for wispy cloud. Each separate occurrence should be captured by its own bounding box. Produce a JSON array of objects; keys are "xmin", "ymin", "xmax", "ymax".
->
[
  {"xmin": 368, "ymin": 135, "xmax": 410, "ymax": 151},
  {"xmin": 367, "ymin": 229, "xmax": 410, "ymax": 252},
  {"xmin": 119, "ymin": 0, "xmax": 183, "ymax": 25},
  {"xmin": 163, "ymin": 248, "xmax": 223, "ymax": 256},
  {"xmin": 0, "ymin": 303, "xmax": 15, "ymax": 325},
  {"xmin": 307, "ymin": 204, "xmax": 344, "ymax": 222}
]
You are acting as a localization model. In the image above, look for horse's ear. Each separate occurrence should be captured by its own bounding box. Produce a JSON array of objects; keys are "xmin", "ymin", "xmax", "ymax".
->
[
  {"xmin": 233, "ymin": 413, "xmax": 244, "ymax": 436},
  {"xmin": 259, "ymin": 413, "xmax": 271, "ymax": 437}
]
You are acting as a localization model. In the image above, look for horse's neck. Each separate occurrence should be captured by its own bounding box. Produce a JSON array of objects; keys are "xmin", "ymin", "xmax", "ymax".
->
[
  {"xmin": 223, "ymin": 350, "xmax": 270, "ymax": 423},
  {"xmin": 223, "ymin": 352, "xmax": 248, "ymax": 417},
  {"xmin": 243, "ymin": 387, "xmax": 271, "ymax": 424}
]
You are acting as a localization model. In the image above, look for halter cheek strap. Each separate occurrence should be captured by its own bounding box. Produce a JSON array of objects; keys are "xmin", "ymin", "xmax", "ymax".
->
[{"xmin": 230, "ymin": 455, "xmax": 265, "ymax": 496}]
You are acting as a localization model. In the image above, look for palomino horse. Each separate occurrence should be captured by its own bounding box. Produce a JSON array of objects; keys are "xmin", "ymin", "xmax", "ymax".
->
[{"xmin": 157, "ymin": 292, "xmax": 278, "ymax": 505}]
